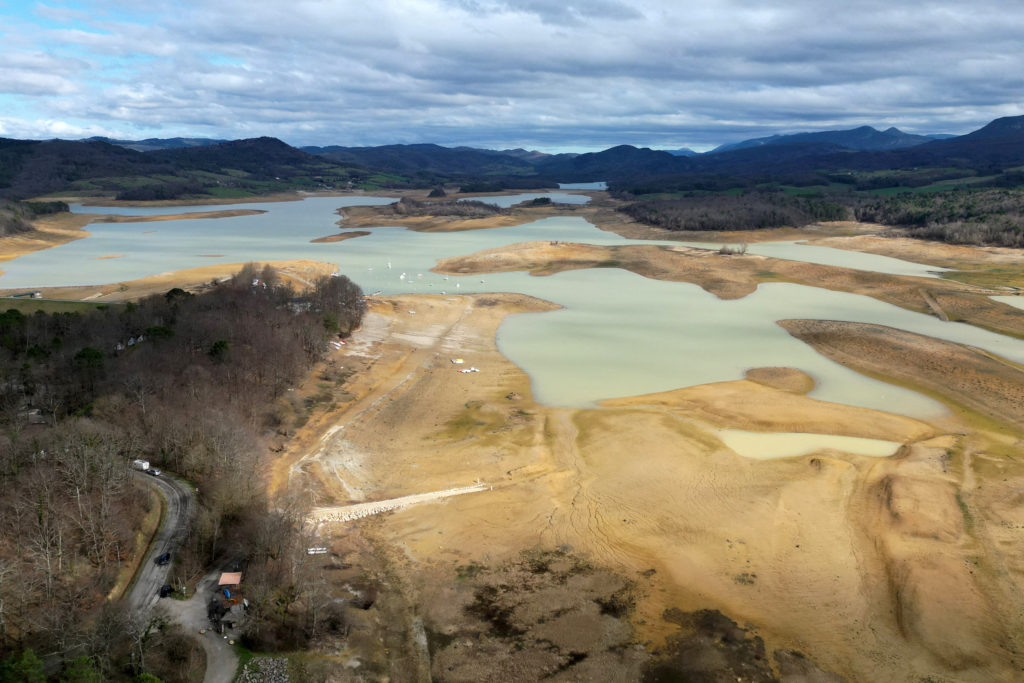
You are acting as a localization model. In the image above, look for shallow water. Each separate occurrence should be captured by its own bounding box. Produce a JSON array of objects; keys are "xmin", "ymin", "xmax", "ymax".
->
[
  {"xmin": 558, "ymin": 182, "xmax": 608, "ymax": 190},
  {"xmin": 3, "ymin": 195, "xmax": 1021, "ymax": 417},
  {"xmin": 717, "ymin": 430, "xmax": 901, "ymax": 459},
  {"xmin": 992, "ymin": 295, "xmax": 1024, "ymax": 311}
]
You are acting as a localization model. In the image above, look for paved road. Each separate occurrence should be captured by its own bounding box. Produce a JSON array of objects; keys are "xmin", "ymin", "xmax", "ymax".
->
[
  {"xmin": 125, "ymin": 473, "xmax": 240, "ymax": 682},
  {"xmin": 125, "ymin": 471, "xmax": 195, "ymax": 614}
]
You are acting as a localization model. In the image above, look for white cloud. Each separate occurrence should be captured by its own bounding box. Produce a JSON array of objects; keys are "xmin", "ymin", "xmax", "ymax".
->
[{"xmin": 1, "ymin": 0, "xmax": 1022, "ymax": 148}]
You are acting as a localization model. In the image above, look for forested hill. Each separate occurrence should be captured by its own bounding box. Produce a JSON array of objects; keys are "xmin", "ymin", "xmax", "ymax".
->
[
  {"xmin": 0, "ymin": 136, "xmax": 369, "ymax": 200},
  {"xmin": 301, "ymin": 143, "xmax": 538, "ymax": 180}
]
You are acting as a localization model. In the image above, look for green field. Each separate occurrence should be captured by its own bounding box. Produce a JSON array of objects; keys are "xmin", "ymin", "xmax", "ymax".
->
[{"xmin": 0, "ymin": 297, "xmax": 118, "ymax": 314}]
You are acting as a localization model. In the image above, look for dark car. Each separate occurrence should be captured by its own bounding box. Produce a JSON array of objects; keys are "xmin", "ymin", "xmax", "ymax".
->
[
  {"xmin": 155, "ymin": 552, "xmax": 171, "ymax": 566},
  {"xmin": 158, "ymin": 584, "xmax": 173, "ymax": 598}
]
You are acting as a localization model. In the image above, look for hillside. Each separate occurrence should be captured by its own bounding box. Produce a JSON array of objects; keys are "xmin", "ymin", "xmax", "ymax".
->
[
  {"xmin": 2, "ymin": 115, "xmax": 1024, "ymax": 201},
  {"xmin": 0, "ymin": 137, "xmax": 371, "ymax": 200},
  {"xmin": 303, "ymin": 143, "xmax": 537, "ymax": 180},
  {"xmin": 533, "ymin": 144, "xmax": 686, "ymax": 181},
  {"xmin": 710, "ymin": 125, "xmax": 937, "ymax": 154}
]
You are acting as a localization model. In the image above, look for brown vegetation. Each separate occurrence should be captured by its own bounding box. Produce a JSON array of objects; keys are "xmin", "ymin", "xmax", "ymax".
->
[{"xmin": 0, "ymin": 264, "xmax": 366, "ymax": 678}]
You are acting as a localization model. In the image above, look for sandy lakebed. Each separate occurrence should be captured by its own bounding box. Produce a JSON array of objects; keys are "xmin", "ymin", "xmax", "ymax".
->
[{"xmin": 4, "ymin": 191, "xmax": 1024, "ymax": 680}]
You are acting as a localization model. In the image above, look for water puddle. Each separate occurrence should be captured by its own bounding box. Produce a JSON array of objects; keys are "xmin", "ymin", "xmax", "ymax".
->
[{"xmin": 718, "ymin": 429, "xmax": 902, "ymax": 459}]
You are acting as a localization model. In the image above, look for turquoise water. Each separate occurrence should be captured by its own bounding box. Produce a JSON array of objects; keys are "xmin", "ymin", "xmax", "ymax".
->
[{"xmin": 3, "ymin": 195, "xmax": 1020, "ymax": 417}]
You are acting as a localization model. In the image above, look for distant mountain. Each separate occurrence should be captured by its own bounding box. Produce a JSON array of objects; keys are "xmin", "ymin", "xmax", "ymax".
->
[
  {"xmin": 949, "ymin": 115, "xmax": 1024, "ymax": 141},
  {"xmin": 867, "ymin": 115, "xmax": 1024, "ymax": 171},
  {"xmin": 450, "ymin": 146, "xmax": 556, "ymax": 162},
  {"xmin": 696, "ymin": 141, "xmax": 851, "ymax": 172},
  {"xmin": 710, "ymin": 126, "xmax": 936, "ymax": 154},
  {"xmin": 533, "ymin": 145, "xmax": 686, "ymax": 182},
  {"xmin": 302, "ymin": 143, "xmax": 536, "ymax": 178},
  {"xmin": 84, "ymin": 136, "xmax": 228, "ymax": 152},
  {"xmin": 609, "ymin": 115, "xmax": 1024, "ymax": 192},
  {"xmin": 498, "ymin": 148, "xmax": 557, "ymax": 161},
  {"xmin": 665, "ymin": 148, "xmax": 699, "ymax": 157}
]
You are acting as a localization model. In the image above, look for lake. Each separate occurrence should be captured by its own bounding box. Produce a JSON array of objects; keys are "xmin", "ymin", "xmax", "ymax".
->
[{"xmin": 3, "ymin": 193, "xmax": 1020, "ymax": 421}]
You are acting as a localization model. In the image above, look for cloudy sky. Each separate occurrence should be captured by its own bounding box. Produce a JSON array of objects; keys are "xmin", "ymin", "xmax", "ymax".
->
[{"xmin": 1, "ymin": 0, "xmax": 1022, "ymax": 152}]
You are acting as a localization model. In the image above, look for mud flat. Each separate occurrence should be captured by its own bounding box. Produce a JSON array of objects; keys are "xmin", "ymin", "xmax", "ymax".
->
[{"xmin": 278, "ymin": 287, "xmax": 1024, "ymax": 682}]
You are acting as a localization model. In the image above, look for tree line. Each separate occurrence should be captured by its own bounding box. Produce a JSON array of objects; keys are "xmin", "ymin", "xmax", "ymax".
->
[{"xmin": 0, "ymin": 265, "xmax": 366, "ymax": 680}]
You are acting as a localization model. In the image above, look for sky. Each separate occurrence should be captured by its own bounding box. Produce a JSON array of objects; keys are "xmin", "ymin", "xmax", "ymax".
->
[{"xmin": 1, "ymin": 0, "xmax": 1023, "ymax": 153}]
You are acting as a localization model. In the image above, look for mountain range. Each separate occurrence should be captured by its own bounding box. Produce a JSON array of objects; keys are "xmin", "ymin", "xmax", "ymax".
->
[
  {"xmin": 2, "ymin": 116, "xmax": 1024, "ymax": 199},
  {"xmin": 707, "ymin": 126, "xmax": 945, "ymax": 154}
]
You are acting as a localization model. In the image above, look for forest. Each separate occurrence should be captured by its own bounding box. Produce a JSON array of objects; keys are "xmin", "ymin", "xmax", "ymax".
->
[
  {"xmin": 851, "ymin": 189, "xmax": 1024, "ymax": 247},
  {"xmin": 614, "ymin": 186, "xmax": 1024, "ymax": 247},
  {"xmin": 618, "ymin": 192, "xmax": 849, "ymax": 231},
  {"xmin": 0, "ymin": 266, "xmax": 365, "ymax": 681}
]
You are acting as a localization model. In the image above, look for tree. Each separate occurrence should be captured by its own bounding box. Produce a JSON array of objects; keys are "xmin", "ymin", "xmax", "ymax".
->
[
  {"xmin": 60, "ymin": 655, "xmax": 103, "ymax": 682},
  {"xmin": 0, "ymin": 649, "xmax": 45, "ymax": 683}
]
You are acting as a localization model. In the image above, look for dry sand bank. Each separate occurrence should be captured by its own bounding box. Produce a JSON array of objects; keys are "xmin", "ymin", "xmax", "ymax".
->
[
  {"xmin": 92, "ymin": 208, "xmax": 265, "ymax": 223},
  {"xmin": 0, "ymin": 258, "xmax": 338, "ymax": 302},
  {"xmin": 281, "ymin": 291, "xmax": 1024, "ymax": 682},
  {"xmin": 780, "ymin": 319, "xmax": 1024, "ymax": 431},
  {"xmin": 334, "ymin": 198, "xmax": 594, "ymax": 233},
  {"xmin": 310, "ymin": 230, "xmax": 370, "ymax": 243}
]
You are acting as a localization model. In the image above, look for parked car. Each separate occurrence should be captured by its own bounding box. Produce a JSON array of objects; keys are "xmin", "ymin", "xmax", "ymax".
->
[
  {"xmin": 159, "ymin": 584, "xmax": 173, "ymax": 598},
  {"xmin": 146, "ymin": 468, "xmax": 162, "ymax": 476},
  {"xmin": 156, "ymin": 552, "xmax": 171, "ymax": 566}
]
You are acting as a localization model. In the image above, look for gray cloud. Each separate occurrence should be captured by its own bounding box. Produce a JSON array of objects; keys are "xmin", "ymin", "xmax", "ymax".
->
[{"xmin": 0, "ymin": 0, "xmax": 1022, "ymax": 150}]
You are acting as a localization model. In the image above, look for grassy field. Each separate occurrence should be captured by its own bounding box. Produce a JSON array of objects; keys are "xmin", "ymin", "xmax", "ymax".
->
[{"xmin": 0, "ymin": 297, "xmax": 118, "ymax": 313}]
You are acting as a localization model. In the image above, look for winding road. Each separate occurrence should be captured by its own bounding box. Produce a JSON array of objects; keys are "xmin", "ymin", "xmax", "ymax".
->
[
  {"xmin": 125, "ymin": 473, "xmax": 242, "ymax": 683},
  {"xmin": 125, "ymin": 472, "xmax": 195, "ymax": 612}
]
